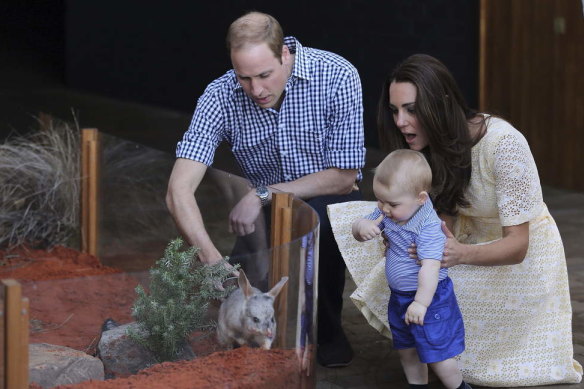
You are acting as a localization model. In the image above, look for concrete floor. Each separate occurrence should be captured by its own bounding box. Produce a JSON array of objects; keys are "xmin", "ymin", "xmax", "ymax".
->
[{"xmin": 1, "ymin": 59, "xmax": 583, "ymax": 389}]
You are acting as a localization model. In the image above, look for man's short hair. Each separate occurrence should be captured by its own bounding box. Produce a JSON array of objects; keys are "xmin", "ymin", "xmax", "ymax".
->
[
  {"xmin": 226, "ymin": 11, "xmax": 284, "ymax": 61},
  {"xmin": 374, "ymin": 149, "xmax": 433, "ymax": 195}
]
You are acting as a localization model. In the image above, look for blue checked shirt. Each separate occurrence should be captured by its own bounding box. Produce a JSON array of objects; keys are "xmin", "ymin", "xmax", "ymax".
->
[
  {"xmin": 176, "ymin": 37, "xmax": 365, "ymax": 186},
  {"xmin": 365, "ymin": 198, "xmax": 447, "ymax": 292}
]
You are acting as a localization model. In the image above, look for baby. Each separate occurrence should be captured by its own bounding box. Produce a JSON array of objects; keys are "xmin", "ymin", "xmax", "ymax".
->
[{"xmin": 352, "ymin": 149, "xmax": 471, "ymax": 389}]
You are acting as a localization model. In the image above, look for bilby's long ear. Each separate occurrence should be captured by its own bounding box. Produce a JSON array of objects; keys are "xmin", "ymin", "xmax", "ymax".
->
[
  {"xmin": 267, "ymin": 276, "xmax": 288, "ymax": 298},
  {"xmin": 238, "ymin": 269, "xmax": 254, "ymax": 299}
]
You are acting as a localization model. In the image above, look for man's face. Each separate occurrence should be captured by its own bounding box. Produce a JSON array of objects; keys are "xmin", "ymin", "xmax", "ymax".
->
[{"xmin": 231, "ymin": 42, "xmax": 291, "ymax": 110}]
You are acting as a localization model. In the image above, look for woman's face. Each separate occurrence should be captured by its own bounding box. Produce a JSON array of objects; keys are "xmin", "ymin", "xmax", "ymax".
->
[{"xmin": 388, "ymin": 81, "xmax": 429, "ymax": 151}]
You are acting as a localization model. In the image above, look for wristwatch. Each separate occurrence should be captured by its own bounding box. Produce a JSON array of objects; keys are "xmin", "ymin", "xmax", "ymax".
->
[{"xmin": 255, "ymin": 185, "xmax": 269, "ymax": 207}]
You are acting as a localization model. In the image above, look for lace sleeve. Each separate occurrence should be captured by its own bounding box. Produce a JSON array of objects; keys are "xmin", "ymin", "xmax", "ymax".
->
[{"xmin": 491, "ymin": 129, "xmax": 543, "ymax": 226}]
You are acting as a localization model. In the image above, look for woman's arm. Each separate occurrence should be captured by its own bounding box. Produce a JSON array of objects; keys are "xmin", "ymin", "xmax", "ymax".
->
[{"xmin": 440, "ymin": 222, "xmax": 529, "ymax": 267}]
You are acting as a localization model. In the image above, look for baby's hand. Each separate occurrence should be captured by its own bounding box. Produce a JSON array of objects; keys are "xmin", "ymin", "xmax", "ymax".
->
[
  {"xmin": 352, "ymin": 218, "xmax": 381, "ymax": 242},
  {"xmin": 404, "ymin": 301, "xmax": 427, "ymax": 325}
]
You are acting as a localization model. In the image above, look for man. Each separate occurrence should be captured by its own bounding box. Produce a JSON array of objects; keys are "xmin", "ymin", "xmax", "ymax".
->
[{"xmin": 166, "ymin": 11, "xmax": 365, "ymax": 367}]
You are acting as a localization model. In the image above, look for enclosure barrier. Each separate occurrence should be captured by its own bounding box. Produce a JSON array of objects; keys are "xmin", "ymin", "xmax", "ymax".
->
[
  {"xmin": 0, "ymin": 279, "xmax": 29, "ymax": 389},
  {"xmin": 6, "ymin": 124, "xmax": 317, "ymax": 386},
  {"xmin": 0, "ymin": 192, "xmax": 309, "ymax": 388},
  {"xmin": 270, "ymin": 192, "xmax": 293, "ymax": 348},
  {"xmin": 38, "ymin": 113, "xmax": 101, "ymax": 257},
  {"xmin": 81, "ymin": 128, "xmax": 101, "ymax": 256}
]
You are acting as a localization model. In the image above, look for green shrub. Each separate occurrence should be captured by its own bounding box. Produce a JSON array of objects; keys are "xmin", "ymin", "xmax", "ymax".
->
[{"xmin": 129, "ymin": 237, "xmax": 238, "ymax": 361}]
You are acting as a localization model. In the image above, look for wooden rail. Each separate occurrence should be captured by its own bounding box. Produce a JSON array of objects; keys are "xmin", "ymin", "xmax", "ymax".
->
[
  {"xmin": 270, "ymin": 192, "xmax": 293, "ymax": 348},
  {"xmin": 0, "ymin": 280, "xmax": 29, "ymax": 389},
  {"xmin": 81, "ymin": 128, "xmax": 100, "ymax": 256}
]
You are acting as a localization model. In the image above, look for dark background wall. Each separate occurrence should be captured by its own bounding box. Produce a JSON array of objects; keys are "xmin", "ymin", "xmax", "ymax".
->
[
  {"xmin": 1, "ymin": 1, "xmax": 479, "ymax": 149},
  {"xmin": 0, "ymin": 0, "xmax": 65, "ymax": 85},
  {"xmin": 65, "ymin": 0, "xmax": 479, "ymax": 148}
]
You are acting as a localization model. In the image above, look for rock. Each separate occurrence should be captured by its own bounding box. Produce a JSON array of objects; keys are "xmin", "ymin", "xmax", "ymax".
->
[
  {"xmin": 97, "ymin": 322, "xmax": 195, "ymax": 378},
  {"xmin": 29, "ymin": 343, "xmax": 104, "ymax": 388}
]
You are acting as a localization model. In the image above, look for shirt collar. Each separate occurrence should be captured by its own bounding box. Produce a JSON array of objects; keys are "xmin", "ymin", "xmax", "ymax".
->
[
  {"xmin": 285, "ymin": 36, "xmax": 311, "ymax": 81},
  {"xmin": 383, "ymin": 198, "xmax": 436, "ymax": 235}
]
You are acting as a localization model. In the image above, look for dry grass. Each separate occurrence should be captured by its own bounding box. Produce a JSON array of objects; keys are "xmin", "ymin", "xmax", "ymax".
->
[{"xmin": 0, "ymin": 119, "xmax": 80, "ymax": 249}]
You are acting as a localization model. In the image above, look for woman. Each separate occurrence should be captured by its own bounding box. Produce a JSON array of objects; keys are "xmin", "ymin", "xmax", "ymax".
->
[{"xmin": 330, "ymin": 54, "xmax": 582, "ymax": 387}]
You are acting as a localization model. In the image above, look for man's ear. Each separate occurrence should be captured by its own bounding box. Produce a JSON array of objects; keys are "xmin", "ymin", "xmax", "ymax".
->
[
  {"xmin": 418, "ymin": 191, "xmax": 429, "ymax": 205},
  {"xmin": 281, "ymin": 45, "xmax": 290, "ymax": 64}
]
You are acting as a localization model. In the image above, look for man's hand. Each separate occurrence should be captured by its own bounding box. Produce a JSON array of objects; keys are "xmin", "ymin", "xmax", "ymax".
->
[
  {"xmin": 228, "ymin": 188, "xmax": 262, "ymax": 236},
  {"xmin": 405, "ymin": 300, "xmax": 427, "ymax": 325},
  {"xmin": 198, "ymin": 248, "xmax": 224, "ymax": 266}
]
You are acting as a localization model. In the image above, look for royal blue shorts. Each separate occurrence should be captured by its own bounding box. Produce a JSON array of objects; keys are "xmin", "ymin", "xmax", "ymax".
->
[{"xmin": 388, "ymin": 277, "xmax": 465, "ymax": 364}]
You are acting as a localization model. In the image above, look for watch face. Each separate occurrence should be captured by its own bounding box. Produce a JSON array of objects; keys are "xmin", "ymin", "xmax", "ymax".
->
[{"xmin": 257, "ymin": 186, "xmax": 269, "ymax": 198}]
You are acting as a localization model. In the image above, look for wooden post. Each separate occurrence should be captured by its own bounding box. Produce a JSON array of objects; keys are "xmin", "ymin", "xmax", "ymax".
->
[
  {"xmin": 270, "ymin": 192, "xmax": 293, "ymax": 348},
  {"xmin": 81, "ymin": 128, "xmax": 100, "ymax": 256},
  {"xmin": 2, "ymin": 279, "xmax": 28, "ymax": 389},
  {"xmin": 478, "ymin": 0, "xmax": 488, "ymax": 111},
  {"xmin": 19, "ymin": 298, "xmax": 29, "ymax": 388},
  {"xmin": 0, "ymin": 283, "xmax": 4, "ymax": 389}
]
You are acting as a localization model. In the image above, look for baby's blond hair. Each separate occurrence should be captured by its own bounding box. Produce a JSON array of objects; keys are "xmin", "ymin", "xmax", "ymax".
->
[{"xmin": 374, "ymin": 149, "xmax": 432, "ymax": 196}]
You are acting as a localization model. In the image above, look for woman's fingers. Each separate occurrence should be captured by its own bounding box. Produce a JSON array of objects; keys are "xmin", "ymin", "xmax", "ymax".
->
[{"xmin": 441, "ymin": 221, "xmax": 455, "ymax": 238}]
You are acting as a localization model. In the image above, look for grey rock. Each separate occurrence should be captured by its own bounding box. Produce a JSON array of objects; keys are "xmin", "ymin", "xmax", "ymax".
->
[
  {"xmin": 29, "ymin": 343, "xmax": 104, "ymax": 388},
  {"xmin": 97, "ymin": 322, "xmax": 195, "ymax": 379}
]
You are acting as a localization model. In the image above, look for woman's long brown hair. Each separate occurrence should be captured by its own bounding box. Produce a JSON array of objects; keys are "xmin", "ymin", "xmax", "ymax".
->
[{"xmin": 377, "ymin": 54, "xmax": 482, "ymax": 215}]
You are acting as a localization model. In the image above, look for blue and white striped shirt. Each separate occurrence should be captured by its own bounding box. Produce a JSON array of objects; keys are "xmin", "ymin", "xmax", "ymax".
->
[
  {"xmin": 365, "ymin": 198, "xmax": 447, "ymax": 292},
  {"xmin": 176, "ymin": 37, "xmax": 365, "ymax": 186}
]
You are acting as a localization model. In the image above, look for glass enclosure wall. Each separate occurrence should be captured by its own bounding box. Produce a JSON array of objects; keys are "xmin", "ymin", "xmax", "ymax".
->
[{"xmin": 23, "ymin": 131, "xmax": 320, "ymax": 386}]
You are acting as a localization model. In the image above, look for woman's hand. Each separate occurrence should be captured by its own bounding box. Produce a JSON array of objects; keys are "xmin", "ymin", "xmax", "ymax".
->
[
  {"xmin": 440, "ymin": 222, "xmax": 467, "ymax": 268},
  {"xmin": 409, "ymin": 222, "xmax": 469, "ymax": 268}
]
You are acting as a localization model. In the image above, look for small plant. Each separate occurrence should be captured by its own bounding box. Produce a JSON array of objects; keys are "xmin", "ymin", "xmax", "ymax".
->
[{"xmin": 129, "ymin": 237, "xmax": 238, "ymax": 361}]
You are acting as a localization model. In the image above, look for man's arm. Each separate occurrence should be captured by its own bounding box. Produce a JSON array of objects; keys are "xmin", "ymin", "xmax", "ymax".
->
[
  {"xmin": 228, "ymin": 168, "xmax": 358, "ymax": 236},
  {"xmin": 166, "ymin": 158, "xmax": 222, "ymax": 264},
  {"xmin": 271, "ymin": 168, "xmax": 358, "ymax": 199}
]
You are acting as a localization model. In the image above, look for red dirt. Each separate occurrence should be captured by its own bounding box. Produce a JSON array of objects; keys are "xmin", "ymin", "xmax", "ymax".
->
[
  {"xmin": 1, "ymin": 246, "xmax": 306, "ymax": 388},
  {"xmin": 54, "ymin": 347, "xmax": 301, "ymax": 389}
]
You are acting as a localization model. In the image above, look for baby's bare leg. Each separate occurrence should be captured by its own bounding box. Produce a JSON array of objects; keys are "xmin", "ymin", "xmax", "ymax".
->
[
  {"xmin": 429, "ymin": 357, "xmax": 463, "ymax": 389},
  {"xmin": 398, "ymin": 348, "xmax": 428, "ymax": 384}
]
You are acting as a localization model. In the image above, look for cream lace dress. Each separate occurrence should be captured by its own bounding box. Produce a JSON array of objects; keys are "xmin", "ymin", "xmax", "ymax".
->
[{"xmin": 328, "ymin": 117, "xmax": 582, "ymax": 386}]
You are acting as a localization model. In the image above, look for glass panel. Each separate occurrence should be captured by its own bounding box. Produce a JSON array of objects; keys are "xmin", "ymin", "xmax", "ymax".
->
[{"xmin": 22, "ymin": 131, "xmax": 319, "ymax": 387}]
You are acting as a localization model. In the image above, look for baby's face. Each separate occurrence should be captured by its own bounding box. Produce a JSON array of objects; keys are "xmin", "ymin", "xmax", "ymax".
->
[{"xmin": 373, "ymin": 181, "xmax": 423, "ymax": 225}]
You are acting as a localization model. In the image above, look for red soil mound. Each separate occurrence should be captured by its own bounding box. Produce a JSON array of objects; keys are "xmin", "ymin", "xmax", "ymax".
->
[
  {"xmin": 0, "ymin": 245, "xmax": 121, "ymax": 281},
  {"xmin": 54, "ymin": 347, "xmax": 301, "ymax": 389},
  {"xmin": 0, "ymin": 246, "xmax": 307, "ymax": 388}
]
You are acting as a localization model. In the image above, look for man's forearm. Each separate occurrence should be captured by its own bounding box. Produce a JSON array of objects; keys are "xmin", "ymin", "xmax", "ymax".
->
[
  {"xmin": 270, "ymin": 168, "xmax": 358, "ymax": 200},
  {"xmin": 166, "ymin": 159, "xmax": 222, "ymax": 264},
  {"xmin": 166, "ymin": 190, "xmax": 222, "ymax": 264}
]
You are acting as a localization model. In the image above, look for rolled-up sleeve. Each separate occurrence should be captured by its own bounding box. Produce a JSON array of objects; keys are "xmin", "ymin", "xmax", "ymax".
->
[
  {"xmin": 176, "ymin": 89, "xmax": 224, "ymax": 166},
  {"xmin": 324, "ymin": 68, "xmax": 365, "ymax": 171}
]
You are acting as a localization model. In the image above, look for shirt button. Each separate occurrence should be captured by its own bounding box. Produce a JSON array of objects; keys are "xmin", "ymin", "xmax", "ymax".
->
[{"xmin": 434, "ymin": 313, "xmax": 441, "ymax": 320}]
